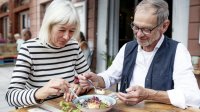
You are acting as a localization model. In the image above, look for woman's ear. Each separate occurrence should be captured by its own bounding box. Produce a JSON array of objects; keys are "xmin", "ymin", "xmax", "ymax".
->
[{"xmin": 161, "ymin": 20, "xmax": 170, "ymax": 33}]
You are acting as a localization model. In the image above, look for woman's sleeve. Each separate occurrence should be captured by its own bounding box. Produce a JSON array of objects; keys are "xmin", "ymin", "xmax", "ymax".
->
[
  {"xmin": 75, "ymin": 45, "xmax": 90, "ymax": 74},
  {"xmin": 5, "ymin": 44, "xmax": 39, "ymax": 107}
]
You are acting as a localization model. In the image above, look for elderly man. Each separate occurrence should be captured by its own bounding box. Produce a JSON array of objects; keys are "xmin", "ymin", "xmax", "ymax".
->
[{"xmin": 78, "ymin": 0, "xmax": 200, "ymax": 109}]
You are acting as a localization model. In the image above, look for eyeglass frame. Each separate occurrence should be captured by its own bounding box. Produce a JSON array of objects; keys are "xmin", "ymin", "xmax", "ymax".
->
[{"xmin": 130, "ymin": 22, "xmax": 161, "ymax": 35}]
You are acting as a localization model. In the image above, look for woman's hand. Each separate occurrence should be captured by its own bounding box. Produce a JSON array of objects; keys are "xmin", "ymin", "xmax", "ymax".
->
[
  {"xmin": 64, "ymin": 83, "xmax": 85, "ymax": 102},
  {"xmin": 35, "ymin": 78, "xmax": 70, "ymax": 101},
  {"xmin": 117, "ymin": 86, "xmax": 149, "ymax": 105}
]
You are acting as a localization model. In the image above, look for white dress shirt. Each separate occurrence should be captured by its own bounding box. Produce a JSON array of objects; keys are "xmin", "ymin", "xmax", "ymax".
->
[{"xmin": 98, "ymin": 35, "xmax": 200, "ymax": 109}]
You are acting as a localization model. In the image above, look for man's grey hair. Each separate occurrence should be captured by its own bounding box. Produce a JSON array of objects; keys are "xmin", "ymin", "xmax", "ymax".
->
[{"xmin": 135, "ymin": 0, "xmax": 169, "ymax": 25}]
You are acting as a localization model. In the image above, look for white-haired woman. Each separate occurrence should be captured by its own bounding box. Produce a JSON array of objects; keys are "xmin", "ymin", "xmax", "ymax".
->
[{"xmin": 6, "ymin": 0, "xmax": 90, "ymax": 108}]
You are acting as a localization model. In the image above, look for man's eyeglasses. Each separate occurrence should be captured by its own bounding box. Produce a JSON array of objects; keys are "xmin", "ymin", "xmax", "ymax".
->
[{"xmin": 130, "ymin": 22, "xmax": 161, "ymax": 35}]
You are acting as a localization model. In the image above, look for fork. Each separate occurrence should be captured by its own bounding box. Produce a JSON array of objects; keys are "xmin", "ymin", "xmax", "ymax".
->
[
  {"xmin": 87, "ymin": 79, "xmax": 97, "ymax": 90},
  {"xmin": 108, "ymin": 93, "xmax": 119, "ymax": 100},
  {"xmin": 69, "ymin": 88, "xmax": 85, "ymax": 103}
]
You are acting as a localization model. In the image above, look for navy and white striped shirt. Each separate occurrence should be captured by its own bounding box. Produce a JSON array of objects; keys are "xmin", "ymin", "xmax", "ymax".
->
[{"xmin": 6, "ymin": 38, "xmax": 90, "ymax": 107}]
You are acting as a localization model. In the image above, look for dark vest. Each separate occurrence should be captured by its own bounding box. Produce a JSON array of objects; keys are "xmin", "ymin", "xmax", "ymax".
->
[{"xmin": 120, "ymin": 37, "xmax": 178, "ymax": 92}]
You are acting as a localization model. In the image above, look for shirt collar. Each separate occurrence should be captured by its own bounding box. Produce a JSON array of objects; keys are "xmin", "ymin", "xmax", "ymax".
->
[{"xmin": 138, "ymin": 34, "xmax": 164, "ymax": 52}]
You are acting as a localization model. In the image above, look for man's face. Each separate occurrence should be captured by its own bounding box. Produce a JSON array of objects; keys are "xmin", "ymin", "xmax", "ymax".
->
[
  {"xmin": 133, "ymin": 9, "xmax": 162, "ymax": 47},
  {"xmin": 49, "ymin": 24, "xmax": 76, "ymax": 48}
]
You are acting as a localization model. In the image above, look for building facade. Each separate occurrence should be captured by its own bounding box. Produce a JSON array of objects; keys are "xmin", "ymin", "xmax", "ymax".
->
[{"xmin": 188, "ymin": 0, "xmax": 200, "ymax": 65}]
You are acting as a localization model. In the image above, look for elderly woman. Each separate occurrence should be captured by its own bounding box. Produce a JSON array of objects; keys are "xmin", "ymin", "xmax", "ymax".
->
[{"xmin": 5, "ymin": 0, "xmax": 89, "ymax": 108}]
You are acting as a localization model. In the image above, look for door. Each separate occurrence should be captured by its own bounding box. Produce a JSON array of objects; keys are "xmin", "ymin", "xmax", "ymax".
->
[{"xmin": 118, "ymin": 0, "xmax": 173, "ymax": 50}]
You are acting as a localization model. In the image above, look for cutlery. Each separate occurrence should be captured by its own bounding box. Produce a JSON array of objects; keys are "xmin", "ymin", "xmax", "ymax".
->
[
  {"xmin": 87, "ymin": 79, "xmax": 97, "ymax": 90},
  {"xmin": 108, "ymin": 93, "xmax": 119, "ymax": 100},
  {"xmin": 69, "ymin": 88, "xmax": 85, "ymax": 103},
  {"xmin": 87, "ymin": 79, "xmax": 105, "ymax": 94}
]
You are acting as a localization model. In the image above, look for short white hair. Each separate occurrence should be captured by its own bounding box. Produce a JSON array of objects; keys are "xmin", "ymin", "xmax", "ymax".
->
[
  {"xmin": 38, "ymin": 0, "xmax": 80, "ymax": 44},
  {"xmin": 135, "ymin": 0, "xmax": 169, "ymax": 25}
]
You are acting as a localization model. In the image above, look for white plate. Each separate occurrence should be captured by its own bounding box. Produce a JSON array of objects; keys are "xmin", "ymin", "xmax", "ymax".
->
[{"xmin": 72, "ymin": 94, "xmax": 116, "ymax": 112}]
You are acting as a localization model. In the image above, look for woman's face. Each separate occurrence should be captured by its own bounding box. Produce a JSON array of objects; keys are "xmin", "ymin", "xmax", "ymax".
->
[{"xmin": 49, "ymin": 24, "xmax": 76, "ymax": 48}]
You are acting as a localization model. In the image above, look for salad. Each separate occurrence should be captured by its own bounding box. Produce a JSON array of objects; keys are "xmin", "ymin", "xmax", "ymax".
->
[
  {"xmin": 59, "ymin": 101, "xmax": 80, "ymax": 112},
  {"xmin": 77, "ymin": 96, "xmax": 110, "ymax": 109}
]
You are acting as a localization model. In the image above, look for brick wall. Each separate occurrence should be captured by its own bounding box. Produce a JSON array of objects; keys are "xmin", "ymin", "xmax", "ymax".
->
[
  {"xmin": 188, "ymin": 0, "xmax": 200, "ymax": 56},
  {"xmin": 189, "ymin": 0, "xmax": 200, "ymax": 88}
]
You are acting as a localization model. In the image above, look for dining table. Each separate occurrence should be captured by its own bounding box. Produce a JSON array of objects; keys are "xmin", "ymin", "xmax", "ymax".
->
[{"xmin": 12, "ymin": 89, "xmax": 200, "ymax": 112}]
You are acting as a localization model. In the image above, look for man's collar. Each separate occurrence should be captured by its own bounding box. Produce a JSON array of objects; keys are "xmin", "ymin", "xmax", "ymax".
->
[
  {"xmin": 138, "ymin": 34, "xmax": 164, "ymax": 51},
  {"xmin": 155, "ymin": 34, "xmax": 164, "ymax": 50}
]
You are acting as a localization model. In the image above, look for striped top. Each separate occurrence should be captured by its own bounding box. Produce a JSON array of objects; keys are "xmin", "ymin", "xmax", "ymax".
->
[{"xmin": 6, "ymin": 38, "xmax": 90, "ymax": 107}]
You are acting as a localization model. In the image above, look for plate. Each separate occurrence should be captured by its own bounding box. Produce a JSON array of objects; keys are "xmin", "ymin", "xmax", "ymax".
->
[{"xmin": 72, "ymin": 94, "xmax": 116, "ymax": 112}]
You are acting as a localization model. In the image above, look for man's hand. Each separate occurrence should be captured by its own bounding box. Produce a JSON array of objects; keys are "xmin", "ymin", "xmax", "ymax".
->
[
  {"xmin": 117, "ymin": 86, "xmax": 149, "ymax": 105},
  {"xmin": 78, "ymin": 72, "xmax": 99, "ymax": 89}
]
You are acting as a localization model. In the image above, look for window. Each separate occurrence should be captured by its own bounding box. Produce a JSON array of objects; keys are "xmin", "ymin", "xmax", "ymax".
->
[
  {"xmin": 19, "ymin": 11, "xmax": 30, "ymax": 31},
  {"xmin": 15, "ymin": 0, "xmax": 30, "ymax": 7},
  {"xmin": 2, "ymin": 16, "xmax": 9, "ymax": 39},
  {"xmin": 74, "ymin": 1, "xmax": 87, "ymax": 35},
  {"xmin": 0, "ymin": 2, "xmax": 9, "ymax": 13}
]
